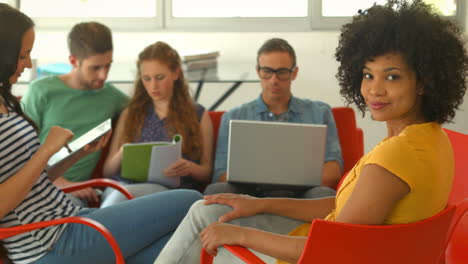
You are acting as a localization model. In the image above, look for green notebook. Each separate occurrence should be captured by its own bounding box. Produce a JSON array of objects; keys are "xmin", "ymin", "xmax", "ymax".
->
[{"xmin": 121, "ymin": 135, "xmax": 182, "ymax": 183}]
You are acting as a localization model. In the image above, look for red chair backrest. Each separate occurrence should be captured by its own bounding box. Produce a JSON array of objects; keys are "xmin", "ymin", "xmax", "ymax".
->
[
  {"xmin": 443, "ymin": 129, "xmax": 468, "ymax": 264},
  {"xmin": 299, "ymin": 205, "xmax": 456, "ymax": 264},
  {"xmin": 331, "ymin": 107, "xmax": 364, "ymax": 189},
  {"xmin": 444, "ymin": 129, "xmax": 468, "ymax": 206},
  {"xmin": 208, "ymin": 111, "xmax": 224, "ymax": 152}
]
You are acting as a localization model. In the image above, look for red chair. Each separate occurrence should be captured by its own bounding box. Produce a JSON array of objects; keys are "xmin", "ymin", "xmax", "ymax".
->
[
  {"xmin": 208, "ymin": 111, "xmax": 224, "ymax": 153},
  {"xmin": 0, "ymin": 179, "xmax": 134, "ymax": 264},
  {"xmin": 331, "ymin": 107, "xmax": 364, "ymax": 189},
  {"xmin": 201, "ymin": 202, "xmax": 462, "ymax": 264},
  {"xmin": 442, "ymin": 129, "xmax": 468, "ymax": 264},
  {"xmin": 331, "ymin": 107, "xmax": 364, "ymax": 177}
]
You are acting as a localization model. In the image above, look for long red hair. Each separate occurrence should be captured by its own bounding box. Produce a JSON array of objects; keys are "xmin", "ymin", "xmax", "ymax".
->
[{"xmin": 121, "ymin": 41, "xmax": 202, "ymax": 160}]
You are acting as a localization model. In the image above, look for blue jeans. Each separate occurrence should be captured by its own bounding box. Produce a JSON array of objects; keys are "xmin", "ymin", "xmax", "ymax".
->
[{"xmin": 32, "ymin": 189, "xmax": 202, "ymax": 264}]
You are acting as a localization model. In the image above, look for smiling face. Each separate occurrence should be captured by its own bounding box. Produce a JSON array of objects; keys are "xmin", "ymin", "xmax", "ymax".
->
[
  {"xmin": 9, "ymin": 27, "xmax": 35, "ymax": 84},
  {"xmin": 361, "ymin": 53, "xmax": 426, "ymax": 125},
  {"xmin": 140, "ymin": 59, "xmax": 180, "ymax": 104}
]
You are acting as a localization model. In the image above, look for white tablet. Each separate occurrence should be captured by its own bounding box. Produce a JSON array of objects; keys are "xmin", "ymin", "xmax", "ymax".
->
[{"xmin": 48, "ymin": 119, "xmax": 111, "ymax": 168}]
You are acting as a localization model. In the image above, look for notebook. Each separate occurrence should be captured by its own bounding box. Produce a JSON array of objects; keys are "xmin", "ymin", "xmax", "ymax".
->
[
  {"xmin": 226, "ymin": 120, "xmax": 327, "ymax": 187},
  {"xmin": 121, "ymin": 134, "xmax": 182, "ymax": 188}
]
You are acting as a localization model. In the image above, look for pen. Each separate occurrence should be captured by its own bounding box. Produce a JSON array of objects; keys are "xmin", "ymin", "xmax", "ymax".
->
[{"xmin": 65, "ymin": 144, "xmax": 72, "ymax": 153}]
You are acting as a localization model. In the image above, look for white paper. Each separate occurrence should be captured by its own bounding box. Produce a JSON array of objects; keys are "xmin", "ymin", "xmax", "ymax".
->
[{"xmin": 147, "ymin": 137, "xmax": 182, "ymax": 188}]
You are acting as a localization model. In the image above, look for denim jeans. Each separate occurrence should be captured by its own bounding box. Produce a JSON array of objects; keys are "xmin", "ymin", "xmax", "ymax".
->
[
  {"xmin": 154, "ymin": 200, "xmax": 305, "ymax": 264},
  {"xmin": 32, "ymin": 189, "xmax": 202, "ymax": 264},
  {"xmin": 100, "ymin": 183, "xmax": 169, "ymax": 208}
]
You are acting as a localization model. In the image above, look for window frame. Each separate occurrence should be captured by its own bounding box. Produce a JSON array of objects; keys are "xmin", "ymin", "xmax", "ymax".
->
[
  {"xmin": 311, "ymin": 0, "xmax": 466, "ymax": 30},
  {"xmin": 16, "ymin": 0, "xmax": 163, "ymax": 31},
  {"xmin": 11, "ymin": 0, "xmax": 467, "ymax": 31}
]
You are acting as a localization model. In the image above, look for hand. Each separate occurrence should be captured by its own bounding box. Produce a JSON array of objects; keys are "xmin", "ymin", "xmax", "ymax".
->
[
  {"xmin": 200, "ymin": 222, "xmax": 245, "ymax": 256},
  {"xmin": 203, "ymin": 194, "xmax": 262, "ymax": 223},
  {"xmin": 70, "ymin": 187, "xmax": 100, "ymax": 204},
  {"xmin": 53, "ymin": 176, "xmax": 100, "ymax": 204},
  {"xmin": 163, "ymin": 158, "xmax": 193, "ymax": 177},
  {"xmin": 82, "ymin": 130, "xmax": 112, "ymax": 154},
  {"xmin": 42, "ymin": 126, "xmax": 74, "ymax": 156}
]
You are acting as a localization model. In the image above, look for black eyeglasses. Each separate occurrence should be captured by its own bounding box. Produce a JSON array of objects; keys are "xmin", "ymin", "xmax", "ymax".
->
[{"xmin": 257, "ymin": 66, "xmax": 296, "ymax": 81}]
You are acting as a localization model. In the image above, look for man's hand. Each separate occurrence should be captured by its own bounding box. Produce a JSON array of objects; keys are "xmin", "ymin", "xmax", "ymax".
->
[
  {"xmin": 53, "ymin": 176, "xmax": 100, "ymax": 204},
  {"xmin": 200, "ymin": 222, "xmax": 246, "ymax": 256},
  {"xmin": 203, "ymin": 194, "xmax": 263, "ymax": 223},
  {"xmin": 82, "ymin": 130, "xmax": 112, "ymax": 154}
]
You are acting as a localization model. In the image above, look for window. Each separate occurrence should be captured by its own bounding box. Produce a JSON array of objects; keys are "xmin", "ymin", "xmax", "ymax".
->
[
  {"xmin": 12, "ymin": 0, "xmax": 467, "ymax": 31},
  {"xmin": 322, "ymin": 0, "xmax": 456, "ymax": 16},
  {"xmin": 314, "ymin": 0, "xmax": 463, "ymax": 29},
  {"xmin": 0, "ymin": 0, "xmax": 15, "ymax": 5},
  {"xmin": 19, "ymin": 0, "xmax": 162, "ymax": 30},
  {"xmin": 167, "ymin": 0, "xmax": 309, "ymax": 31},
  {"xmin": 172, "ymin": 0, "xmax": 307, "ymax": 17}
]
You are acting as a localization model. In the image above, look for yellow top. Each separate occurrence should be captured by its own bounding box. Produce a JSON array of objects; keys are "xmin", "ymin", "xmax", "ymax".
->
[{"xmin": 277, "ymin": 122, "xmax": 454, "ymax": 264}]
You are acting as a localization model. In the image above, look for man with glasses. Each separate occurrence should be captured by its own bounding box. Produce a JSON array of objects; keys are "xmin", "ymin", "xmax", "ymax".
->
[{"xmin": 205, "ymin": 38, "xmax": 343, "ymax": 198}]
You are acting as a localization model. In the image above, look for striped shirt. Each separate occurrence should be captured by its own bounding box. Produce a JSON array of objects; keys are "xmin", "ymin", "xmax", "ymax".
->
[{"xmin": 0, "ymin": 112, "xmax": 80, "ymax": 264}]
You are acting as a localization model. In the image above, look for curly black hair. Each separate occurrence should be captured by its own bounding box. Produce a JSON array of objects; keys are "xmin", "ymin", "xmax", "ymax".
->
[{"xmin": 335, "ymin": 0, "xmax": 468, "ymax": 124}]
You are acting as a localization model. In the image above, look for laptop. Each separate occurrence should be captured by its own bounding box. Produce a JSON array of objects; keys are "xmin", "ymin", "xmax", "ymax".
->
[{"xmin": 227, "ymin": 120, "xmax": 327, "ymax": 188}]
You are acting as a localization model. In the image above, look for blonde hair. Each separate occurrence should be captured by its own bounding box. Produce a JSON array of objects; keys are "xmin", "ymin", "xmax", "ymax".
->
[{"xmin": 122, "ymin": 41, "xmax": 202, "ymax": 160}]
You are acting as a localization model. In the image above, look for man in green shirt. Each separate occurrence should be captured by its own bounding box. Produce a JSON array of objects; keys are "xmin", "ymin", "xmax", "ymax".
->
[{"xmin": 22, "ymin": 22, "xmax": 128, "ymax": 206}]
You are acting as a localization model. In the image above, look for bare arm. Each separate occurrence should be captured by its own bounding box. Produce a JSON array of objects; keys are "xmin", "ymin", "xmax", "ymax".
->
[
  {"xmin": 201, "ymin": 164, "xmax": 410, "ymax": 262},
  {"xmin": 321, "ymin": 160, "xmax": 342, "ymax": 188},
  {"xmin": 336, "ymin": 164, "xmax": 410, "ymax": 224},
  {"xmin": 103, "ymin": 109, "xmax": 128, "ymax": 178},
  {"xmin": 201, "ymin": 223, "xmax": 307, "ymax": 263},
  {"xmin": 260, "ymin": 196, "xmax": 335, "ymax": 221},
  {"xmin": 204, "ymin": 194, "xmax": 335, "ymax": 223},
  {"xmin": 0, "ymin": 127, "xmax": 74, "ymax": 219}
]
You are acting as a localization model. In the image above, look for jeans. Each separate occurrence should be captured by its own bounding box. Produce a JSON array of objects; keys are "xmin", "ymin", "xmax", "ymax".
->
[
  {"xmin": 100, "ymin": 183, "xmax": 169, "ymax": 208},
  {"xmin": 154, "ymin": 200, "xmax": 305, "ymax": 264},
  {"xmin": 204, "ymin": 182, "xmax": 336, "ymax": 198},
  {"xmin": 32, "ymin": 189, "xmax": 202, "ymax": 264}
]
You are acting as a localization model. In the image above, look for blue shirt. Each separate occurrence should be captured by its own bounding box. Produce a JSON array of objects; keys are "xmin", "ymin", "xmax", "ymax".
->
[{"xmin": 212, "ymin": 95, "xmax": 344, "ymax": 182}]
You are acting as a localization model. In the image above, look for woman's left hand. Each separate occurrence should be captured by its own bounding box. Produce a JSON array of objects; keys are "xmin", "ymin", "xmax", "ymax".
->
[
  {"xmin": 200, "ymin": 222, "xmax": 245, "ymax": 256},
  {"xmin": 163, "ymin": 158, "xmax": 193, "ymax": 177}
]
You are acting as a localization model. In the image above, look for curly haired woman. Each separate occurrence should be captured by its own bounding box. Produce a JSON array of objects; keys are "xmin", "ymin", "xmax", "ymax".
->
[
  {"xmin": 101, "ymin": 41, "xmax": 213, "ymax": 207},
  {"xmin": 153, "ymin": 1, "xmax": 468, "ymax": 263}
]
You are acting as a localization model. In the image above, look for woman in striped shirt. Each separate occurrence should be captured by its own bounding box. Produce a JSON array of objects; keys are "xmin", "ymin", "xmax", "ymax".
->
[{"xmin": 0, "ymin": 4, "xmax": 202, "ymax": 264}]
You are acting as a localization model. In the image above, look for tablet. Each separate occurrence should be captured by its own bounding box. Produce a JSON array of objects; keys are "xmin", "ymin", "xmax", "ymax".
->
[{"xmin": 48, "ymin": 119, "xmax": 112, "ymax": 168}]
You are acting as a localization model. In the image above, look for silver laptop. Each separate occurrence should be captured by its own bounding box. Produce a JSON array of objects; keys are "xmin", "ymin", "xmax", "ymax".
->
[{"xmin": 227, "ymin": 120, "xmax": 327, "ymax": 187}]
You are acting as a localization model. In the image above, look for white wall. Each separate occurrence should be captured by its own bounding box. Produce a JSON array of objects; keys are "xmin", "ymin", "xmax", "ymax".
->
[{"xmin": 14, "ymin": 27, "xmax": 468, "ymax": 153}]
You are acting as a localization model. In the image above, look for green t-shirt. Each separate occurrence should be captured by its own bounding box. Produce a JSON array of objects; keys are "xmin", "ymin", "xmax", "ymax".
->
[{"xmin": 21, "ymin": 75, "xmax": 129, "ymax": 182}]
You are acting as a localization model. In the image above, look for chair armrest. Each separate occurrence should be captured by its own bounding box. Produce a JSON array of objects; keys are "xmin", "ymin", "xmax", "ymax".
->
[
  {"xmin": 200, "ymin": 245, "xmax": 266, "ymax": 264},
  {"xmin": 61, "ymin": 178, "xmax": 134, "ymax": 200},
  {"xmin": 0, "ymin": 216, "xmax": 125, "ymax": 264}
]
